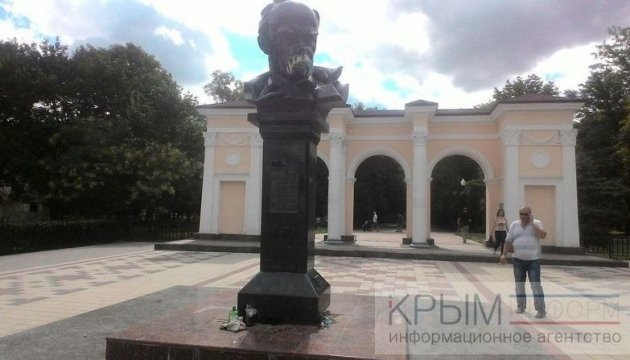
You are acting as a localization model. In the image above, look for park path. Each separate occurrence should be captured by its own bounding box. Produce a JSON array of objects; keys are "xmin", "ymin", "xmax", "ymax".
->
[
  {"xmin": 0, "ymin": 242, "xmax": 629, "ymax": 359},
  {"xmin": 317, "ymin": 229, "xmax": 491, "ymax": 254}
]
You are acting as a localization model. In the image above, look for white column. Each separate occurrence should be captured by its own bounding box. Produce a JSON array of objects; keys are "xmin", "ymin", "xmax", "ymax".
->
[
  {"xmin": 560, "ymin": 129, "xmax": 580, "ymax": 247},
  {"xmin": 405, "ymin": 177, "xmax": 413, "ymax": 239},
  {"xmin": 427, "ymin": 177, "xmax": 432, "ymax": 241},
  {"xmin": 501, "ymin": 130, "xmax": 521, "ymax": 221},
  {"xmin": 410, "ymin": 129, "xmax": 429, "ymax": 247},
  {"xmin": 326, "ymin": 132, "xmax": 345, "ymax": 242},
  {"xmin": 245, "ymin": 133, "xmax": 263, "ymax": 235},
  {"xmin": 199, "ymin": 131, "xmax": 217, "ymax": 233},
  {"xmin": 344, "ymin": 177, "xmax": 356, "ymax": 236}
]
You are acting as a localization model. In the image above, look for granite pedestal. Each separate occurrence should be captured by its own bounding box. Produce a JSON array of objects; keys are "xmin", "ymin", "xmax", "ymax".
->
[
  {"xmin": 105, "ymin": 286, "xmax": 404, "ymax": 360},
  {"xmin": 238, "ymin": 98, "xmax": 331, "ymax": 325}
]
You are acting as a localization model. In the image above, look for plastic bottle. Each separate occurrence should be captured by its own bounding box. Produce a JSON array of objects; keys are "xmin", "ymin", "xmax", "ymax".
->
[{"xmin": 229, "ymin": 306, "xmax": 239, "ymax": 322}]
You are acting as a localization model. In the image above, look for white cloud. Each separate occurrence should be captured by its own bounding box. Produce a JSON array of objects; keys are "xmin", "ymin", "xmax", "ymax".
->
[
  {"xmin": 382, "ymin": 12, "xmax": 431, "ymax": 55},
  {"xmin": 154, "ymin": 26, "xmax": 184, "ymax": 46},
  {"xmin": 0, "ymin": 19, "xmax": 39, "ymax": 43},
  {"xmin": 1, "ymin": 0, "xmax": 624, "ymax": 109},
  {"xmin": 416, "ymin": 73, "xmax": 490, "ymax": 109},
  {"xmin": 530, "ymin": 43, "xmax": 597, "ymax": 93},
  {"xmin": 203, "ymin": 29, "xmax": 237, "ymax": 69},
  {"xmin": 2, "ymin": 0, "xmax": 103, "ymax": 43},
  {"xmin": 139, "ymin": 0, "xmax": 267, "ymax": 35}
]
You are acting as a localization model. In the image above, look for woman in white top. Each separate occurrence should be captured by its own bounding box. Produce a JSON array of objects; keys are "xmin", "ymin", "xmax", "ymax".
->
[{"xmin": 493, "ymin": 208, "xmax": 508, "ymax": 255}]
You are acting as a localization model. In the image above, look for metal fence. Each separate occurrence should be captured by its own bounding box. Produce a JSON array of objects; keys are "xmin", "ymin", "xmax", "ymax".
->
[
  {"xmin": 607, "ymin": 237, "xmax": 630, "ymax": 259},
  {"xmin": 0, "ymin": 219, "xmax": 198, "ymax": 255},
  {"xmin": 586, "ymin": 236, "xmax": 630, "ymax": 260}
]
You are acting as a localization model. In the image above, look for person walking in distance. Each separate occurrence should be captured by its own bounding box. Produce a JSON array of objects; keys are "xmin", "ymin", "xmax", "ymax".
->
[
  {"xmin": 457, "ymin": 208, "xmax": 471, "ymax": 243},
  {"xmin": 493, "ymin": 208, "xmax": 508, "ymax": 255},
  {"xmin": 500, "ymin": 206, "xmax": 547, "ymax": 318},
  {"xmin": 396, "ymin": 213, "xmax": 404, "ymax": 232},
  {"xmin": 372, "ymin": 211, "xmax": 379, "ymax": 232}
]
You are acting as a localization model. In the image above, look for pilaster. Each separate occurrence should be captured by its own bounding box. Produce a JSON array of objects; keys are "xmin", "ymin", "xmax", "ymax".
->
[
  {"xmin": 344, "ymin": 177, "xmax": 356, "ymax": 236},
  {"xmin": 410, "ymin": 129, "xmax": 429, "ymax": 247},
  {"xmin": 246, "ymin": 133, "xmax": 263, "ymax": 235},
  {"xmin": 199, "ymin": 131, "xmax": 218, "ymax": 233},
  {"xmin": 326, "ymin": 132, "xmax": 345, "ymax": 243},
  {"xmin": 501, "ymin": 129, "xmax": 521, "ymax": 221},
  {"xmin": 560, "ymin": 129, "xmax": 579, "ymax": 247}
]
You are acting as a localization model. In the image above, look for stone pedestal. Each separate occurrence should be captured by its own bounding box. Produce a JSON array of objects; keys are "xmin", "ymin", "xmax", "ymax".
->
[{"xmin": 238, "ymin": 98, "xmax": 331, "ymax": 325}]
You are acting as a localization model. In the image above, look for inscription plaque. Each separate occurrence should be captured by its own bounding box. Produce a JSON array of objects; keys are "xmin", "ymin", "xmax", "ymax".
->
[{"xmin": 269, "ymin": 166, "xmax": 299, "ymax": 213}]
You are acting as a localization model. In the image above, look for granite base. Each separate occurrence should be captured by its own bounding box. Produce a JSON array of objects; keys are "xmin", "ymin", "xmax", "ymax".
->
[{"xmin": 106, "ymin": 286, "xmax": 404, "ymax": 360}]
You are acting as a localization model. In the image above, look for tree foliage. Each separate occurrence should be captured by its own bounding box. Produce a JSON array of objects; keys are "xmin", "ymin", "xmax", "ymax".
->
[
  {"xmin": 203, "ymin": 70, "xmax": 245, "ymax": 103},
  {"xmin": 475, "ymin": 74, "xmax": 559, "ymax": 109},
  {"xmin": 353, "ymin": 156, "xmax": 406, "ymax": 226},
  {"xmin": 431, "ymin": 156, "xmax": 485, "ymax": 231},
  {"xmin": 0, "ymin": 38, "xmax": 71, "ymax": 204},
  {"xmin": 0, "ymin": 39, "xmax": 204, "ymax": 219},
  {"xmin": 351, "ymin": 102, "xmax": 381, "ymax": 111},
  {"xmin": 315, "ymin": 158, "xmax": 328, "ymax": 221},
  {"xmin": 576, "ymin": 26, "xmax": 630, "ymax": 241},
  {"xmin": 594, "ymin": 27, "xmax": 630, "ymax": 174}
]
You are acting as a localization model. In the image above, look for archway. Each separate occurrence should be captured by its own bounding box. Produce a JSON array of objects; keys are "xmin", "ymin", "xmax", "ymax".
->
[
  {"xmin": 199, "ymin": 97, "xmax": 583, "ymax": 250},
  {"xmin": 430, "ymin": 155, "xmax": 486, "ymax": 247},
  {"xmin": 353, "ymin": 155, "xmax": 406, "ymax": 240}
]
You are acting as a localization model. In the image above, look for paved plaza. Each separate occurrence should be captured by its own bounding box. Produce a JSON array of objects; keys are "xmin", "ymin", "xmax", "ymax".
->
[{"xmin": 0, "ymin": 235, "xmax": 629, "ymax": 359}]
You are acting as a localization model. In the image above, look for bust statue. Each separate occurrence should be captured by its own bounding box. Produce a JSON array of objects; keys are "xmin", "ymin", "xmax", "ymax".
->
[{"xmin": 244, "ymin": 0, "xmax": 348, "ymax": 110}]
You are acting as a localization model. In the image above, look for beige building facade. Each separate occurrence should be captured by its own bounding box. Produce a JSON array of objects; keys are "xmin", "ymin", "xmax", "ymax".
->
[{"xmin": 198, "ymin": 95, "xmax": 583, "ymax": 251}]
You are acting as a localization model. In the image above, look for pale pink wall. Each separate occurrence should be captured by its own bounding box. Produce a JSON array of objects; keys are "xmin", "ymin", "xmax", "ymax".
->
[
  {"xmin": 345, "ymin": 141, "xmax": 413, "ymax": 176},
  {"xmin": 497, "ymin": 112, "xmax": 573, "ymax": 128},
  {"xmin": 519, "ymin": 147, "xmax": 562, "ymax": 177},
  {"xmin": 207, "ymin": 118, "xmax": 254, "ymax": 129},
  {"xmin": 219, "ymin": 181, "xmax": 245, "ymax": 234},
  {"xmin": 428, "ymin": 140, "xmax": 502, "ymax": 178},
  {"xmin": 345, "ymin": 123, "xmax": 411, "ymax": 136},
  {"xmin": 201, "ymin": 102, "xmax": 580, "ymax": 247},
  {"xmin": 429, "ymin": 122, "xmax": 497, "ymax": 136},
  {"xmin": 214, "ymin": 147, "xmax": 251, "ymax": 173},
  {"xmin": 524, "ymin": 185, "xmax": 556, "ymax": 247}
]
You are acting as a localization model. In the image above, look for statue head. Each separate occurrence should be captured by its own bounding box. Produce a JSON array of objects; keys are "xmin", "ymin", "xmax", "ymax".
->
[{"xmin": 257, "ymin": 0, "xmax": 320, "ymax": 80}]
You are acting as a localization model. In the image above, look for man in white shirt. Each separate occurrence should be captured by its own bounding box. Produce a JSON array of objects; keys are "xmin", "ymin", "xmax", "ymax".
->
[{"xmin": 500, "ymin": 206, "xmax": 547, "ymax": 318}]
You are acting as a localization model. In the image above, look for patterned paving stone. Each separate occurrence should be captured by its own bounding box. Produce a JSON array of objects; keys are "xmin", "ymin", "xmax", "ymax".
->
[{"xmin": 0, "ymin": 243, "xmax": 628, "ymax": 358}]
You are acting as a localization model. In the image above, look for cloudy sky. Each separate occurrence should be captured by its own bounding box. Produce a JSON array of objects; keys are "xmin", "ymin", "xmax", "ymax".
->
[{"xmin": 1, "ymin": 0, "xmax": 629, "ymax": 109}]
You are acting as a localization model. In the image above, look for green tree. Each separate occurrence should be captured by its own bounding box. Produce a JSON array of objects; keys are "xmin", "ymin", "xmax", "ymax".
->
[
  {"xmin": 430, "ymin": 156, "xmax": 485, "ymax": 232},
  {"xmin": 0, "ymin": 38, "xmax": 70, "ymax": 204},
  {"xmin": 597, "ymin": 27, "xmax": 630, "ymax": 175},
  {"xmin": 315, "ymin": 158, "xmax": 328, "ymax": 222},
  {"xmin": 1, "ymin": 39, "xmax": 204, "ymax": 219},
  {"xmin": 48, "ymin": 43, "xmax": 204, "ymax": 217},
  {"xmin": 353, "ymin": 156, "xmax": 406, "ymax": 226},
  {"xmin": 351, "ymin": 102, "xmax": 381, "ymax": 111},
  {"xmin": 203, "ymin": 70, "xmax": 245, "ymax": 103},
  {"xmin": 576, "ymin": 26, "xmax": 630, "ymax": 241},
  {"xmin": 475, "ymin": 74, "xmax": 559, "ymax": 109}
]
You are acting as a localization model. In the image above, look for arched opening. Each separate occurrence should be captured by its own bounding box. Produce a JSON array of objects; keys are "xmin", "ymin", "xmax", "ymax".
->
[
  {"xmin": 315, "ymin": 157, "xmax": 328, "ymax": 231},
  {"xmin": 430, "ymin": 155, "xmax": 486, "ymax": 247},
  {"xmin": 353, "ymin": 155, "xmax": 406, "ymax": 235}
]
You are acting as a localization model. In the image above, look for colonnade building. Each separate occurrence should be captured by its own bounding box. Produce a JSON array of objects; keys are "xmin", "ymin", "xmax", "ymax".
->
[{"xmin": 198, "ymin": 95, "xmax": 582, "ymax": 252}]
